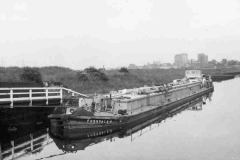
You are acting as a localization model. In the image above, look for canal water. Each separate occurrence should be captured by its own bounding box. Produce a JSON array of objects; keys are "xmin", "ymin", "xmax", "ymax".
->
[{"xmin": 1, "ymin": 77, "xmax": 240, "ymax": 160}]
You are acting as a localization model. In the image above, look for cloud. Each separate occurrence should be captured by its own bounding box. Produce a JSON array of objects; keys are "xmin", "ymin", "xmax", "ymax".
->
[
  {"xmin": 188, "ymin": 0, "xmax": 240, "ymax": 27},
  {"xmin": 9, "ymin": 15, "xmax": 29, "ymax": 21},
  {"xmin": 0, "ymin": 14, "xmax": 29, "ymax": 21},
  {"xmin": 13, "ymin": 2, "xmax": 27, "ymax": 11},
  {"xmin": 0, "ymin": 13, "xmax": 7, "ymax": 21},
  {"xmin": 0, "ymin": 2, "xmax": 28, "ymax": 21},
  {"xmin": 107, "ymin": 0, "xmax": 153, "ymax": 30}
]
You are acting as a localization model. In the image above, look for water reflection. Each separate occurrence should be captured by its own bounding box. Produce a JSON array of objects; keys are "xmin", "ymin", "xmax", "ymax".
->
[
  {"xmin": 0, "ymin": 108, "xmax": 52, "ymax": 160},
  {"xmin": 187, "ymin": 92, "xmax": 212, "ymax": 111},
  {"xmin": 0, "ymin": 92, "xmax": 213, "ymax": 159},
  {"xmin": 0, "ymin": 128, "xmax": 51, "ymax": 160}
]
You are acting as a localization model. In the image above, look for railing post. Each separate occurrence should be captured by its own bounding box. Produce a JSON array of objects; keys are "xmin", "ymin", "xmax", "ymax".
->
[
  {"xmin": 46, "ymin": 89, "xmax": 48, "ymax": 105},
  {"xmin": 11, "ymin": 141, "xmax": 14, "ymax": 159},
  {"xmin": 46, "ymin": 128, "xmax": 49, "ymax": 144},
  {"xmin": 29, "ymin": 89, "xmax": 32, "ymax": 106},
  {"xmin": 10, "ymin": 89, "xmax": 13, "ymax": 108},
  {"xmin": 30, "ymin": 134, "xmax": 33, "ymax": 152},
  {"xmin": 60, "ymin": 88, "xmax": 63, "ymax": 104},
  {"xmin": 131, "ymin": 130, "xmax": 133, "ymax": 141}
]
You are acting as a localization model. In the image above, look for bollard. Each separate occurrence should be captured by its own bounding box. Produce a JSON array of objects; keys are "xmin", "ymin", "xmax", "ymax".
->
[{"xmin": 30, "ymin": 134, "xmax": 33, "ymax": 151}]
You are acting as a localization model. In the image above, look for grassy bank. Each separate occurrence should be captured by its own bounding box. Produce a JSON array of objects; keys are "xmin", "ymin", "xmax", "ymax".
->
[{"xmin": 0, "ymin": 66, "xmax": 239, "ymax": 94}]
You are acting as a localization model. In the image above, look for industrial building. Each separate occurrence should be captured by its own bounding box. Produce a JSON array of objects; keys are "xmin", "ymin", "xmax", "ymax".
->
[
  {"xmin": 198, "ymin": 53, "xmax": 208, "ymax": 66},
  {"xmin": 174, "ymin": 53, "xmax": 188, "ymax": 67}
]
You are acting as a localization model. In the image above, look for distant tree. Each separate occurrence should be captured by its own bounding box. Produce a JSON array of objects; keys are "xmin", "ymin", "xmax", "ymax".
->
[
  {"xmin": 128, "ymin": 64, "xmax": 138, "ymax": 69},
  {"xmin": 76, "ymin": 71, "xmax": 89, "ymax": 81},
  {"xmin": 216, "ymin": 62, "xmax": 223, "ymax": 67},
  {"xmin": 209, "ymin": 59, "xmax": 217, "ymax": 65},
  {"xmin": 149, "ymin": 63, "xmax": 159, "ymax": 69},
  {"xmin": 20, "ymin": 67, "xmax": 42, "ymax": 83},
  {"xmin": 119, "ymin": 67, "xmax": 129, "ymax": 73},
  {"xmin": 221, "ymin": 58, "xmax": 228, "ymax": 65},
  {"xmin": 142, "ymin": 65, "xmax": 151, "ymax": 69},
  {"xmin": 84, "ymin": 67, "xmax": 109, "ymax": 81},
  {"xmin": 228, "ymin": 60, "xmax": 238, "ymax": 66},
  {"xmin": 84, "ymin": 67, "xmax": 99, "ymax": 74}
]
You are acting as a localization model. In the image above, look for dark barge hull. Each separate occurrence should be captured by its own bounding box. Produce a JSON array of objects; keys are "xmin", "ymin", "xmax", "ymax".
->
[
  {"xmin": 50, "ymin": 97, "xmax": 202, "ymax": 140},
  {"xmin": 49, "ymin": 86, "xmax": 214, "ymax": 139}
]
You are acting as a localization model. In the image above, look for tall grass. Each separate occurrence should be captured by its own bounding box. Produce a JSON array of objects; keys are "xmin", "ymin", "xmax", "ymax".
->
[
  {"xmin": 1, "ymin": 66, "xmax": 239, "ymax": 94},
  {"xmin": 130, "ymin": 69, "xmax": 185, "ymax": 84}
]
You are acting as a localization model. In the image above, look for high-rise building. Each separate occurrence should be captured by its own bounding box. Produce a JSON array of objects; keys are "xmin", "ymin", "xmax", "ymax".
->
[
  {"xmin": 198, "ymin": 53, "xmax": 208, "ymax": 66},
  {"xmin": 174, "ymin": 53, "xmax": 188, "ymax": 67}
]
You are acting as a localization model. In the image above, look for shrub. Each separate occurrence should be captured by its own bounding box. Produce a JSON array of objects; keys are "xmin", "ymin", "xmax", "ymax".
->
[
  {"xmin": 97, "ymin": 72, "xmax": 109, "ymax": 81},
  {"xmin": 20, "ymin": 67, "xmax": 43, "ymax": 84},
  {"xmin": 76, "ymin": 71, "xmax": 89, "ymax": 81},
  {"xmin": 119, "ymin": 67, "xmax": 129, "ymax": 73},
  {"xmin": 84, "ymin": 67, "xmax": 99, "ymax": 74},
  {"xmin": 84, "ymin": 67, "xmax": 109, "ymax": 81}
]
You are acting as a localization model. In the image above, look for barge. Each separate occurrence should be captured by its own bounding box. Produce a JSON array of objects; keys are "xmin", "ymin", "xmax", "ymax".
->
[
  {"xmin": 48, "ymin": 70, "xmax": 214, "ymax": 135},
  {"xmin": 50, "ymin": 92, "xmax": 212, "ymax": 151}
]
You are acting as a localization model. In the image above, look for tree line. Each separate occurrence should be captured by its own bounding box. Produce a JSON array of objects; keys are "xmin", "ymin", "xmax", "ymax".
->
[{"xmin": 208, "ymin": 58, "xmax": 240, "ymax": 67}]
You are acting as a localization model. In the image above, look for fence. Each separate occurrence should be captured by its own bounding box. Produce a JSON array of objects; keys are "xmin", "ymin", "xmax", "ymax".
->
[{"xmin": 0, "ymin": 87, "xmax": 88, "ymax": 107}]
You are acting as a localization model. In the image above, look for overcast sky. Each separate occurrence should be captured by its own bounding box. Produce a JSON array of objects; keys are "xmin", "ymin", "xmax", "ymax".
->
[{"xmin": 0, "ymin": 0, "xmax": 240, "ymax": 69}]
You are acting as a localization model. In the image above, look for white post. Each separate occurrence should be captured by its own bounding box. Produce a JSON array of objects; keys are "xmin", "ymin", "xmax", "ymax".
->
[
  {"xmin": 79, "ymin": 98, "xmax": 83, "ymax": 107},
  {"xmin": 131, "ymin": 130, "xmax": 133, "ymax": 141},
  {"xmin": 46, "ymin": 89, "xmax": 48, "ymax": 105},
  {"xmin": 30, "ymin": 134, "xmax": 33, "ymax": 152},
  {"xmin": 29, "ymin": 89, "xmax": 32, "ymax": 106},
  {"xmin": 60, "ymin": 88, "xmax": 63, "ymax": 104},
  {"xmin": 46, "ymin": 128, "xmax": 49, "ymax": 144},
  {"xmin": 11, "ymin": 141, "xmax": 14, "ymax": 159},
  {"xmin": 10, "ymin": 89, "xmax": 13, "ymax": 107}
]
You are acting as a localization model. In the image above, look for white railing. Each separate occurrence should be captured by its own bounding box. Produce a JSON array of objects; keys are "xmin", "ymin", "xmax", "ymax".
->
[
  {"xmin": 0, "ymin": 87, "xmax": 88, "ymax": 107},
  {"xmin": 63, "ymin": 88, "xmax": 89, "ymax": 98}
]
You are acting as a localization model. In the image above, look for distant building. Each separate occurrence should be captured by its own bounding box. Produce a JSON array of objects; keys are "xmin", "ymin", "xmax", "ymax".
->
[
  {"xmin": 189, "ymin": 59, "xmax": 200, "ymax": 68},
  {"xmin": 162, "ymin": 63, "xmax": 172, "ymax": 67},
  {"xmin": 153, "ymin": 61, "xmax": 161, "ymax": 65},
  {"xmin": 174, "ymin": 53, "xmax": 188, "ymax": 67},
  {"xmin": 198, "ymin": 53, "xmax": 208, "ymax": 66}
]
